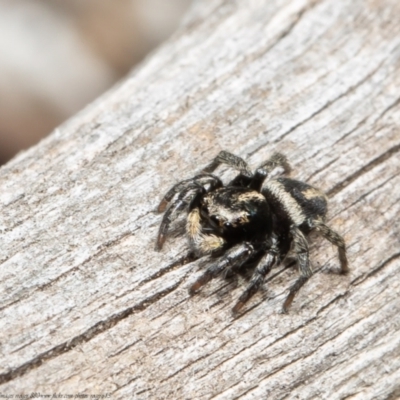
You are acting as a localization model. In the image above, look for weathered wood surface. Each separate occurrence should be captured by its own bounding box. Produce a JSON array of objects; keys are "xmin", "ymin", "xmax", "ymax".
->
[{"xmin": 1, "ymin": 0, "xmax": 400, "ymax": 398}]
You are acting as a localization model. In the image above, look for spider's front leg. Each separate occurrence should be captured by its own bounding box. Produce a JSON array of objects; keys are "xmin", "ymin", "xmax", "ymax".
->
[
  {"xmin": 189, "ymin": 242, "xmax": 255, "ymax": 294},
  {"xmin": 156, "ymin": 174, "xmax": 222, "ymax": 250},
  {"xmin": 232, "ymin": 244, "xmax": 278, "ymax": 314},
  {"xmin": 157, "ymin": 174, "xmax": 222, "ymax": 213},
  {"xmin": 156, "ymin": 185, "xmax": 205, "ymax": 250}
]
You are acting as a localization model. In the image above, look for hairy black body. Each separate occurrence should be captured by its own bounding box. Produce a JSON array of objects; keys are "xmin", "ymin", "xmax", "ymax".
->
[{"xmin": 156, "ymin": 151, "xmax": 348, "ymax": 313}]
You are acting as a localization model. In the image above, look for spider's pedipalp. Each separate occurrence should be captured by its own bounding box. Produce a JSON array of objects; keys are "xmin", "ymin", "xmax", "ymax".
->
[
  {"xmin": 189, "ymin": 242, "xmax": 254, "ymax": 294},
  {"xmin": 186, "ymin": 207, "xmax": 226, "ymax": 255}
]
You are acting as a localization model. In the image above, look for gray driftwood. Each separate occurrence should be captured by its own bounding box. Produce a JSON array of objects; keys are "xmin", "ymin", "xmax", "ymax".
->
[{"xmin": 1, "ymin": 0, "xmax": 400, "ymax": 398}]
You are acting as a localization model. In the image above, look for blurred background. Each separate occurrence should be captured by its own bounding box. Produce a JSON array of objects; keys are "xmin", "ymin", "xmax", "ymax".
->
[{"xmin": 0, "ymin": 0, "xmax": 192, "ymax": 165}]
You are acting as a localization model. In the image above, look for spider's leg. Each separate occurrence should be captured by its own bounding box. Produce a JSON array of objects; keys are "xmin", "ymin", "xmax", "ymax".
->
[
  {"xmin": 158, "ymin": 174, "xmax": 222, "ymax": 212},
  {"xmin": 308, "ymin": 219, "xmax": 348, "ymax": 274},
  {"xmin": 186, "ymin": 207, "xmax": 226, "ymax": 255},
  {"xmin": 156, "ymin": 186, "xmax": 204, "ymax": 250},
  {"xmin": 202, "ymin": 151, "xmax": 253, "ymax": 177},
  {"xmin": 251, "ymin": 153, "xmax": 291, "ymax": 191},
  {"xmin": 189, "ymin": 242, "xmax": 255, "ymax": 294},
  {"xmin": 259, "ymin": 152, "xmax": 291, "ymax": 175},
  {"xmin": 232, "ymin": 250, "xmax": 277, "ymax": 314},
  {"xmin": 282, "ymin": 225, "xmax": 312, "ymax": 313}
]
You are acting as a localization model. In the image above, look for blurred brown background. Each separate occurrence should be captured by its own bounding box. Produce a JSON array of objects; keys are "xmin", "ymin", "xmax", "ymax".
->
[{"xmin": 0, "ymin": 0, "xmax": 191, "ymax": 165}]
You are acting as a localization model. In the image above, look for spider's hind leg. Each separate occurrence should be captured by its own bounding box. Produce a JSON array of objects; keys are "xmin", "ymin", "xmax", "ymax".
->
[
  {"xmin": 282, "ymin": 225, "xmax": 312, "ymax": 313},
  {"xmin": 308, "ymin": 218, "xmax": 348, "ymax": 274}
]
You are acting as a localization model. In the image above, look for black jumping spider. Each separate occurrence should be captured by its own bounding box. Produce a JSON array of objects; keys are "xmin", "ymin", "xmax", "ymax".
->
[{"xmin": 156, "ymin": 151, "xmax": 348, "ymax": 313}]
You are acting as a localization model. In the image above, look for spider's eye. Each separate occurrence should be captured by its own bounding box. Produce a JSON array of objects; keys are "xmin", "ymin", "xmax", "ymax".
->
[
  {"xmin": 210, "ymin": 215, "xmax": 220, "ymax": 225},
  {"xmin": 224, "ymin": 222, "xmax": 232, "ymax": 228}
]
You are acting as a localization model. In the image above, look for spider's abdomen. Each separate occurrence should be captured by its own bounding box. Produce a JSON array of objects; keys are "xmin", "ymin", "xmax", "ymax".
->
[{"xmin": 262, "ymin": 178, "xmax": 328, "ymax": 229}]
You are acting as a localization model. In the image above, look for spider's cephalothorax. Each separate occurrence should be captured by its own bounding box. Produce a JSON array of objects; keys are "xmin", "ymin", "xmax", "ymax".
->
[
  {"xmin": 156, "ymin": 151, "xmax": 348, "ymax": 314},
  {"xmin": 200, "ymin": 187, "xmax": 272, "ymax": 242}
]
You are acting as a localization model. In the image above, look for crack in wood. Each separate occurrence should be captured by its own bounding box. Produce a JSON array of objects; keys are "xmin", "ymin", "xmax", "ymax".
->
[
  {"xmin": 277, "ymin": 57, "xmax": 387, "ymax": 145},
  {"xmin": 0, "ymin": 231, "xmax": 135, "ymax": 313},
  {"xmin": 338, "ymin": 170, "xmax": 400, "ymax": 216},
  {"xmin": 114, "ymin": 251, "xmax": 197, "ymax": 301},
  {"xmin": 305, "ymin": 156, "xmax": 339, "ymax": 182},
  {"xmin": 0, "ymin": 278, "xmax": 184, "ymax": 385},
  {"xmin": 352, "ymin": 252, "xmax": 400, "ymax": 287},
  {"xmin": 327, "ymin": 142, "xmax": 400, "ymax": 197},
  {"xmin": 228, "ymin": 298, "xmax": 399, "ymax": 399}
]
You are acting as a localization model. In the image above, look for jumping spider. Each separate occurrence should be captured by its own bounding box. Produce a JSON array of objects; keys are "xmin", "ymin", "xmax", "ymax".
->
[{"xmin": 156, "ymin": 151, "xmax": 348, "ymax": 313}]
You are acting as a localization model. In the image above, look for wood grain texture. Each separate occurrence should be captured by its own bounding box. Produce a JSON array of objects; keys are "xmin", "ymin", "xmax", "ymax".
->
[{"xmin": 1, "ymin": 0, "xmax": 400, "ymax": 398}]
